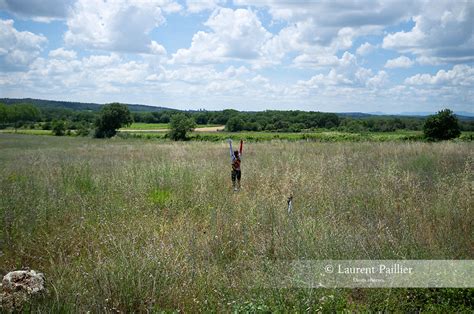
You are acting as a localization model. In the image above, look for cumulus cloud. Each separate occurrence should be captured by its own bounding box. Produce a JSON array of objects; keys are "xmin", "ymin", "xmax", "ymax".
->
[
  {"xmin": 295, "ymin": 52, "xmax": 389, "ymax": 90},
  {"xmin": 0, "ymin": 19, "xmax": 47, "ymax": 71},
  {"xmin": 235, "ymin": 1, "xmax": 419, "ymax": 68},
  {"xmin": 171, "ymin": 8, "xmax": 271, "ymax": 64},
  {"xmin": 64, "ymin": 0, "xmax": 175, "ymax": 54},
  {"xmin": 384, "ymin": 55, "xmax": 414, "ymax": 68},
  {"xmin": 293, "ymin": 49, "xmax": 366, "ymax": 69},
  {"xmin": 149, "ymin": 41, "xmax": 167, "ymax": 55},
  {"xmin": 235, "ymin": 0, "xmax": 418, "ymax": 25},
  {"xmin": 405, "ymin": 65, "xmax": 474, "ymax": 86},
  {"xmin": 48, "ymin": 48, "xmax": 77, "ymax": 60},
  {"xmin": 382, "ymin": 1, "xmax": 474, "ymax": 64},
  {"xmin": 356, "ymin": 42, "xmax": 375, "ymax": 56},
  {"xmin": 160, "ymin": 65, "xmax": 249, "ymax": 85},
  {"xmin": 186, "ymin": 0, "xmax": 225, "ymax": 13},
  {"xmin": 12, "ymin": 51, "xmax": 155, "ymax": 98}
]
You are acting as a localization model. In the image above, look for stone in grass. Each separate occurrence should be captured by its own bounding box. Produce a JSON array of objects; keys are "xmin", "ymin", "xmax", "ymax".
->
[{"xmin": 0, "ymin": 269, "xmax": 46, "ymax": 311}]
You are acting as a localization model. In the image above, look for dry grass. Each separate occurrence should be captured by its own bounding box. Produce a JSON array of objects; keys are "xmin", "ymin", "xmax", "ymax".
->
[{"xmin": 0, "ymin": 134, "xmax": 472, "ymax": 312}]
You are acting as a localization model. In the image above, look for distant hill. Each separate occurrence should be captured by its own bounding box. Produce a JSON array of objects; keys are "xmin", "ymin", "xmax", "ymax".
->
[
  {"xmin": 397, "ymin": 111, "xmax": 474, "ymax": 121},
  {"xmin": 0, "ymin": 98, "xmax": 174, "ymax": 112},
  {"xmin": 336, "ymin": 112, "xmax": 374, "ymax": 118},
  {"xmin": 398, "ymin": 111, "xmax": 474, "ymax": 117}
]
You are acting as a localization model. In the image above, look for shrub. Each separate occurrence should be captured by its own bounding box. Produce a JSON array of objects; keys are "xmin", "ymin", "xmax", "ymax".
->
[
  {"xmin": 226, "ymin": 116, "xmax": 245, "ymax": 132},
  {"xmin": 94, "ymin": 103, "xmax": 132, "ymax": 138},
  {"xmin": 168, "ymin": 114, "xmax": 195, "ymax": 141},
  {"xmin": 52, "ymin": 120, "xmax": 66, "ymax": 136},
  {"xmin": 423, "ymin": 109, "xmax": 461, "ymax": 141}
]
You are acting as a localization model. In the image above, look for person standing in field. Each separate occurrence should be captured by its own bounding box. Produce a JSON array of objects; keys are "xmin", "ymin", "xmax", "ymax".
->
[{"xmin": 228, "ymin": 139, "xmax": 243, "ymax": 191}]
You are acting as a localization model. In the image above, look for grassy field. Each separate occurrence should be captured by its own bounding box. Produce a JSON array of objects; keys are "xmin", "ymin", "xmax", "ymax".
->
[
  {"xmin": 0, "ymin": 134, "xmax": 472, "ymax": 311},
  {"xmin": 120, "ymin": 130, "xmax": 474, "ymax": 142},
  {"xmin": 119, "ymin": 122, "xmax": 220, "ymax": 130},
  {"xmin": 0, "ymin": 129, "xmax": 54, "ymax": 135},
  {"xmin": 1, "ymin": 127, "xmax": 473, "ymax": 142},
  {"xmin": 120, "ymin": 122, "xmax": 170, "ymax": 130}
]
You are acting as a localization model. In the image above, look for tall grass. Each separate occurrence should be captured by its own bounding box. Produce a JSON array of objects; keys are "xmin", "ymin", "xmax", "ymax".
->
[{"xmin": 0, "ymin": 134, "xmax": 472, "ymax": 311}]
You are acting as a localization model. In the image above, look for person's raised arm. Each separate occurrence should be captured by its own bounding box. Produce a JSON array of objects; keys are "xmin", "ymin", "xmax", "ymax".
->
[
  {"xmin": 228, "ymin": 139, "xmax": 235, "ymax": 161},
  {"xmin": 239, "ymin": 139, "xmax": 243, "ymax": 157}
]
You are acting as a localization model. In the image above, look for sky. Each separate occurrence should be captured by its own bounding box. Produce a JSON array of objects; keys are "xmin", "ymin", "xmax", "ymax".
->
[{"xmin": 0, "ymin": 0, "xmax": 473, "ymax": 113}]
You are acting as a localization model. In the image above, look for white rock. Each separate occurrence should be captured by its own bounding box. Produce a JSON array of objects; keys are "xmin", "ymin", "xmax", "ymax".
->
[
  {"xmin": 2, "ymin": 269, "xmax": 45, "ymax": 294},
  {"xmin": 1, "ymin": 269, "xmax": 46, "ymax": 310}
]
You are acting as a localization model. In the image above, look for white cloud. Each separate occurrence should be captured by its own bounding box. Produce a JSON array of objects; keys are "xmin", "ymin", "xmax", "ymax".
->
[
  {"xmin": 171, "ymin": 8, "xmax": 271, "ymax": 64},
  {"xmin": 186, "ymin": 0, "xmax": 225, "ymax": 13},
  {"xmin": 237, "ymin": 1, "xmax": 417, "ymax": 43},
  {"xmin": 149, "ymin": 41, "xmax": 167, "ymax": 55},
  {"xmin": 64, "ymin": 0, "xmax": 175, "ymax": 54},
  {"xmin": 367, "ymin": 70, "xmax": 389, "ymax": 88},
  {"xmin": 382, "ymin": 1, "xmax": 474, "ymax": 64},
  {"xmin": 0, "ymin": 19, "xmax": 47, "ymax": 71},
  {"xmin": 161, "ymin": 65, "xmax": 249, "ymax": 84},
  {"xmin": 405, "ymin": 65, "xmax": 474, "ymax": 86},
  {"xmin": 295, "ymin": 52, "xmax": 389, "ymax": 90},
  {"xmin": 48, "ymin": 48, "xmax": 77, "ymax": 60},
  {"xmin": 11, "ymin": 51, "xmax": 155, "ymax": 98},
  {"xmin": 242, "ymin": 1, "xmax": 418, "ymax": 68},
  {"xmin": 235, "ymin": 0, "xmax": 418, "ymax": 25},
  {"xmin": 160, "ymin": 0, "xmax": 183, "ymax": 13},
  {"xmin": 292, "ymin": 53, "xmax": 339, "ymax": 68},
  {"xmin": 356, "ymin": 42, "xmax": 375, "ymax": 56},
  {"xmin": 82, "ymin": 53, "xmax": 122, "ymax": 68},
  {"xmin": 384, "ymin": 55, "xmax": 414, "ymax": 68}
]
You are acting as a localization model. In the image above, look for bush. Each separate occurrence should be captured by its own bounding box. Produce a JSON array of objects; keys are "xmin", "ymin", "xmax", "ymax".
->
[
  {"xmin": 94, "ymin": 103, "xmax": 132, "ymax": 138},
  {"xmin": 76, "ymin": 123, "xmax": 91, "ymax": 137},
  {"xmin": 42, "ymin": 122, "xmax": 52, "ymax": 130},
  {"xmin": 52, "ymin": 120, "xmax": 66, "ymax": 136},
  {"xmin": 168, "ymin": 114, "xmax": 196, "ymax": 141},
  {"xmin": 423, "ymin": 109, "xmax": 461, "ymax": 141},
  {"xmin": 226, "ymin": 116, "xmax": 245, "ymax": 132}
]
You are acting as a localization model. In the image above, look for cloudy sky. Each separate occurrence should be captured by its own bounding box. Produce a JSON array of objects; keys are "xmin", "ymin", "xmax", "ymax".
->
[{"xmin": 0, "ymin": 0, "xmax": 473, "ymax": 113}]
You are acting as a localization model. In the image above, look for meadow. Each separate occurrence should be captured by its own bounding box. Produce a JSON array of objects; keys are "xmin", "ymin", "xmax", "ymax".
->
[
  {"xmin": 0, "ymin": 134, "xmax": 472, "ymax": 311},
  {"xmin": 1, "ymin": 125, "xmax": 473, "ymax": 142},
  {"xmin": 119, "ymin": 123, "xmax": 221, "ymax": 131}
]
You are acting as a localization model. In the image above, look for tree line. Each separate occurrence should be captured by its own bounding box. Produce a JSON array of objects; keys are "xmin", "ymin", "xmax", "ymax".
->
[
  {"xmin": 1, "ymin": 102, "xmax": 472, "ymax": 138},
  {"xmin": 125, "ymin": 109, "xmax": 474, "ymax": 133}
]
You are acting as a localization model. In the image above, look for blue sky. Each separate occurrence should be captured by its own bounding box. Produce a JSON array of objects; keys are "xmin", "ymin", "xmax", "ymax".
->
[{"xmin": 0, "ymin": 0, "xmax": 473, "ymax": 113}]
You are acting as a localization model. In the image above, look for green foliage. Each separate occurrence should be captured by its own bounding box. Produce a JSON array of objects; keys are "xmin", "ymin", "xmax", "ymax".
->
[
  {"xmin": 41, "ymin": 121, "xmax": 52, "ymax": 130},
  {"xmin": 168, "ymin": 113, "xmax": 196, "ymax": 140},
  {"xmin": 94, "ymin": 103, "xmax": 132, "ymax": 138},
  {"xmin": 76, "ymin": 122, "xmax": 92, "ymax": 137},
  {"xmin": 0, "ymin": 103, "xmax": 7, "ymax": 124},
  {"xmin": 226, "ymin": 116, "xmax": 245, "ymax": 132},
  {"xmin": 147, "ymin": 188, "xmax": 172, "ymax": 206},
  {"xmin": 423, "ymin": 109, "xmax": 461, "ymax": 141},
  {"xmin": 52, "ymin": 120, "xmax": 66, "ymax": 136},
  {"xmin": 232, "ymin": 300, "xmax": 271, "ymax": 313},
  {"xmin": 0, "ymin": 103, "xmax": 41, "ymax": 128}
]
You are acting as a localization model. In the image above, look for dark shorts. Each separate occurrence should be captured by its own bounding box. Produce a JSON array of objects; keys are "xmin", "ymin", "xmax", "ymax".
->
[{"xmin": 231, "ymin": 169, "xmax": 241, "ymax": 181}]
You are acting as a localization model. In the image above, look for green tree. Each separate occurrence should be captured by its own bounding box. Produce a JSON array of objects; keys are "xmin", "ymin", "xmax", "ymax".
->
[
  {"xmin": 10, "ymin": 104, "xmax": 41, "ymax": 122},
  {"xmin": 94, "ymin": 103, "xmax": 132, "ymax": 138},
  {"xmin": 168, "ymin": 113, "xmax": 196, "ymax": 141},
  {"xmin": 226, "ymin": 116, "xmax": 245, "ymax": 132},
  {"xmin": 423, "ymin": 109, "xmax": 461, "ymax": 141},
  {"xmin": 0, "ymin": 103, "xmax": 7, "ymax": 125},
  {"xmin": 52, "ymin": 120, "xmax": 66, "ymax": 136},
  {"xmin": 76, "ymin": 122, "xmax": 92, "ymax": 137},
  {"xmin": 195, "ymin": 112, "xmax": 209, "ymax": 125}
]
